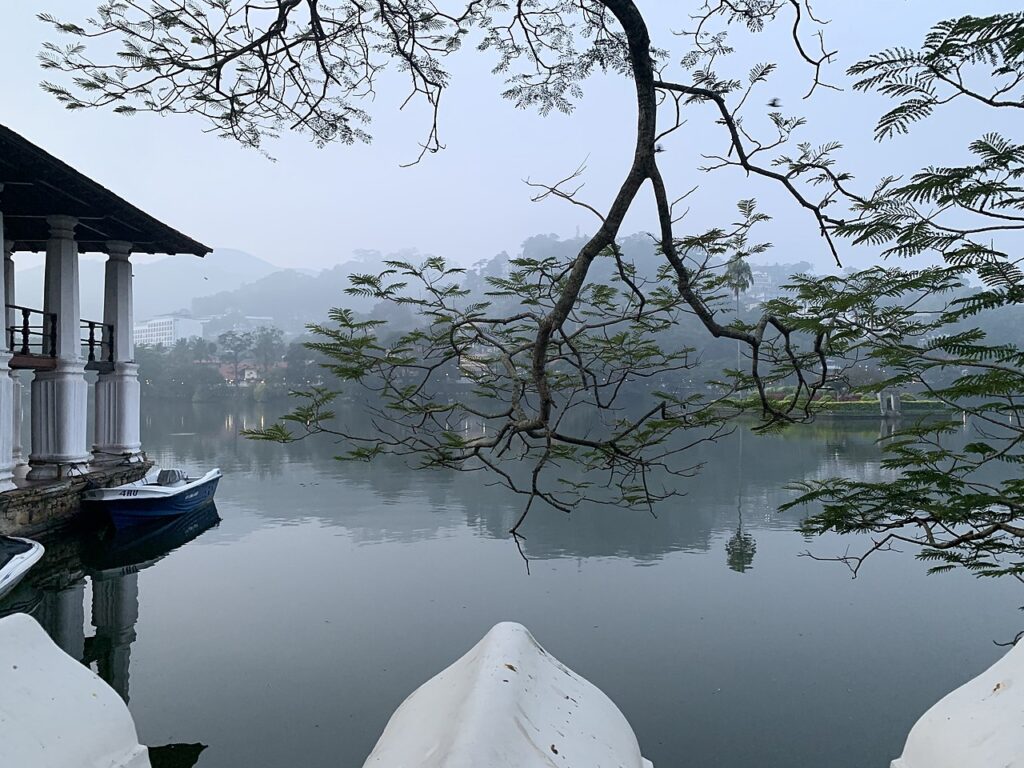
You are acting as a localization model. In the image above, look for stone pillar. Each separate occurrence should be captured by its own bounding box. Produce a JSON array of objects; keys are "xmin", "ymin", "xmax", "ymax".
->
[
  {"xmin": 0, "ymin": 198, "xmax": 17, "ymax": 491},
  {"xmin": 93, "ymin": 241, "xmax": 142, "ymax": 464},
  {"xmin": 28, "ymin": 215, "xmax": 90, "ymax": 480},
  {"xmin": 4, "ymin": 240, "xmax": 24, "ymax": 470}
]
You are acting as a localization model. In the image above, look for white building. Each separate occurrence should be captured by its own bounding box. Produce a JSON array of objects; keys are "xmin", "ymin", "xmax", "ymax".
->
[
  {"xmin": 749, "ymin": 270, "xmax": 774, "ymax": 299},
  {"xmin": 133, "ymin": 316, "xmax": 203, "ymax": 348}
]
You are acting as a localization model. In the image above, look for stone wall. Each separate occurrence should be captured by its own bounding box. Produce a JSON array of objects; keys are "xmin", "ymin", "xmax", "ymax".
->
[{"xmin": 0, "ymin": 462, "xmax": 152, "ymax": 536}]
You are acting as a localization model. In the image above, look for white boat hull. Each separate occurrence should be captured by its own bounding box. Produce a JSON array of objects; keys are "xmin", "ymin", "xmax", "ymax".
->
[
  {"xmin": 363, "ymin": 622, "xmax": 653, "ymax": 768},
  {"xmin": 0, "ymin": 538, "xmax": 44, "ymax": 601},
  {"xmin": 0, "ymin": 613, "xmax": 151, "ymax": 768}
]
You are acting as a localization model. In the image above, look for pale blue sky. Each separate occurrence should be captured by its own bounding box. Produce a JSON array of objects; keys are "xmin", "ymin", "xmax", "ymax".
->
[{"xmin": 1, "ymin": 1, "xmax": 1016, "ymax": 271}]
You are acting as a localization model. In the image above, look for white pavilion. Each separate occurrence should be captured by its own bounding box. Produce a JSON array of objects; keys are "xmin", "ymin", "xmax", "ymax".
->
[{"xmin": 0, "ymin": 124, "xmax": 210, "ymax": 490}]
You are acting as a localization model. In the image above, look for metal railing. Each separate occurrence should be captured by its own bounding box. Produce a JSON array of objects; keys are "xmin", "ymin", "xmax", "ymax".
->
[
  {"xmin": 7, "ymin": 305, "xmax": 56, "ymax": 358},
  {"xmin": 81, "ymin": 319, "xmax": 114, "ymax": 364}
]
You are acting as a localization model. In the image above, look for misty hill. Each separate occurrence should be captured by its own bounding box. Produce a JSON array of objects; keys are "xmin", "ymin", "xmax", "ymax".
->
[
  {"xmin": 191, "ymin": 250, "xmax": 412, "ymax": 334},
  {"xmin": 14, "ymin": 247, "xmax": 279, "ymax": 321},
  {"xmin": 186, "ymin": 237, "xmax": 819, "ymax": 336}
]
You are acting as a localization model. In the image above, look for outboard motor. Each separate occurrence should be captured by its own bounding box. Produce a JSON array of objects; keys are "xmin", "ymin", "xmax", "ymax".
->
[{"xmin": 156, "ymin": 469, "xmax": 188, "ymax": 487}]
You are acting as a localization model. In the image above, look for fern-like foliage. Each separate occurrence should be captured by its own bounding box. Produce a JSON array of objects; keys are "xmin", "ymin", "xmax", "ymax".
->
[
  {"xmin": 782, "ymin": 14, "xmax": 1024, "ymax": 581},
  {"xmin": 849, "ymin": 13, "xmax": 1024, "ymax": 139}
]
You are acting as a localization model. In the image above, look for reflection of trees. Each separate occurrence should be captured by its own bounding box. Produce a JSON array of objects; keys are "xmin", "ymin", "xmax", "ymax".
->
[
  {"xmin": 138, "ymin": 401, "xmax": 920, "ymax": 565},
  {"xmin": 726, "ymin": 528, "xmax": 757, "ymax": 573},
  {"xmin": 725, "ymin": 429, "xmax": 756, "ymax": 573}
]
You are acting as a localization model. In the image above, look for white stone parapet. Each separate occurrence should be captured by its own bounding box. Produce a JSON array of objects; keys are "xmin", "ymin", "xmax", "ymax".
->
[
  {"xmin": 28, "ymin": 360, "xmax": 91, "ymax": 479},
  {"xmin": 93, "ymin": 362, "xmax": 143, "ymax": 463}
]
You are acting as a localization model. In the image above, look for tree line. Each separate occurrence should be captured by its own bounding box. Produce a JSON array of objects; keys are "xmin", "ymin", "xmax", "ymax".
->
[{"xmin": 135, "ymin": 326, "xmax": 323, "ymax": 401}]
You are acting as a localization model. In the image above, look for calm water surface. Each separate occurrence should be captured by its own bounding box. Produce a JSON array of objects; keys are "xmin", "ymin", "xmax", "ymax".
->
[{"xmin": 2, "ymin": 401, "xmax": 1020, "ymax": 767}]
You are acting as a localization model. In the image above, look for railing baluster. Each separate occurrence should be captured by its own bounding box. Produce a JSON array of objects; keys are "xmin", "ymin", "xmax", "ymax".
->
[
  {"xmin": 20, "ymin": 308, "xmax": 30, "ymax": 355},
  {"xmin": 48, "ymin": 314, "xmax": 57, "ymax": 357},
  {"xmin": 107, "ymin": 324, "xmax": 115, "ymax": 363},
  {"xmin": 87, "ymin": 322, "xmax": 97, "ymax": 362}
]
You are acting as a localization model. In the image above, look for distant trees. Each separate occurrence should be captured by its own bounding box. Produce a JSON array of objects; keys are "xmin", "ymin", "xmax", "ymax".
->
[
  {"xmin": 217, "ymin": 330, "xmax": 253, "ymax": 386},
  {"xmin": 135, "ymin": 339, "xmax": 226, "ymax": 401},
  {"xmin": 251, "ymin": 326, "xmax": 285, "ymax": 378},
  {"xmin": 137, "ymin": 325, "xmax": 294, "ymax": 400},
  {"xmin": 724, "ymin": 258, "xmax": 753, "ymax": 315}
]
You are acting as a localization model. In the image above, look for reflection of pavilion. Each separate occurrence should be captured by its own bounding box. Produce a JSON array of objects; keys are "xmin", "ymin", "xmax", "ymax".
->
[
  {"xmin": 7, "ymin": 504, "xmax": 218, "ymax": 705},
  {"xmin": 34, "ymin": 571, "xmax": 138, "ymax": 701}
]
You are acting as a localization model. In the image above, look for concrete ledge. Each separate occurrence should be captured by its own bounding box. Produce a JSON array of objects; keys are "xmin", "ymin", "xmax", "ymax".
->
[{"xmin": 0, "ymin": 461, "xmax": 152, "ymax": 536}]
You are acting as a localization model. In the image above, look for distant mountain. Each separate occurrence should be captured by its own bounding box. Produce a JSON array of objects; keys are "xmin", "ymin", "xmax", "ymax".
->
[
  {"xmin": 191, "ymin": 251, "xmax": 401, "ymax": 334},
  {"xmin": 13, "ymin": 248, "xmax": 280, "ymax": 321}
]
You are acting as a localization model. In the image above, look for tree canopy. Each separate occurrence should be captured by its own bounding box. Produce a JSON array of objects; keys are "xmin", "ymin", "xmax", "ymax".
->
[{"xmin": 37, "ymin": 3, "xmax": 1024, "ymax": 579}]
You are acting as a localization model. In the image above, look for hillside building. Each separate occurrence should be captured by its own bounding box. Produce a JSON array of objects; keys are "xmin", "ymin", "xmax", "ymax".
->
[{"xmin": 134, "ymin": 315, "xmax": 203, "ymax": 347}]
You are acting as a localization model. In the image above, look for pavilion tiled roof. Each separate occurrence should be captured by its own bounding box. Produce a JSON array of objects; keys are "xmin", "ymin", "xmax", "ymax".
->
[{"xmin": 0, "ymin": 123, "xmax": 210, "ymax": 257}]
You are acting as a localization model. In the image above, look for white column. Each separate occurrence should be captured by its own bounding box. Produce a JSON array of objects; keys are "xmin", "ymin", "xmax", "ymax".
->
[
  {"xmin": 4, "ymin": 240, "xmax": 24, "ymax": 470},
  {"xmin": 28, "ymin": 215, "xmax": 90, "ymax": 480},
  {"xmin": 93, "ymin": 241, "xmax": 141, "ymax": 464},
  {"xmin": 0, "ymin": 197, "xmax": 17, "ymax": 491}
]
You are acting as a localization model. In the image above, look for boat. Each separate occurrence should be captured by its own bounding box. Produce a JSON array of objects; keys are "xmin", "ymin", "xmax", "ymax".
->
[
  {"xmin": 363, "ymin": 622, "xmax": 654, "ymax": 768},
  {"xmin": 0, "ymin": 537, "xmax": 44, "ymax": 601},
  {"xmin": 83, "ymin": 468, "xmax": 222, "ymax": 528}
]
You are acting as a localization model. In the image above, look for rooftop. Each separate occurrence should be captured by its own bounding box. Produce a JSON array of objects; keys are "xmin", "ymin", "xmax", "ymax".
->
[{"xmin": 0, "ymin": 124, "xmax": 210, "ymax": 257}]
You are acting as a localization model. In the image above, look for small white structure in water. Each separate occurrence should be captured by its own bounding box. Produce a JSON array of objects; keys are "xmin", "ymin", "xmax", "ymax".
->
[
  {"xmin": 891, "ymin": 637, "xmax": 1024, "ymax": 768},
  {"xmin": 363, "ymin": 621, "xmax": 654, "ymax": 768},
  {"xmin": 0, "ymin": 612, "xmax": 150, "ymax": 768}
]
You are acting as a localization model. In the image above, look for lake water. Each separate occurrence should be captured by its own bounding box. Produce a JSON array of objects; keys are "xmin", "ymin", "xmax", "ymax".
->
[{"xmin": 2, "ymin": 401, "xmax": 1020, "ymax": 767}]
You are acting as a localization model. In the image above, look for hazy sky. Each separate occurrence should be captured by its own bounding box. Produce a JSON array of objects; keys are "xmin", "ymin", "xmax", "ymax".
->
[{"xmin": 1, "ymin": 1, "xmax": 1017, "ymax": 272}]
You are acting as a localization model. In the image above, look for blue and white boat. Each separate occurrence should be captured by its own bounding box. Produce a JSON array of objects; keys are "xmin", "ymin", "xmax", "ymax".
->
[
  {"xmin": 0, "ymin": 537, "xmax": 45, "ymax": 601},
  {"xmin": 83, "ymin": 468, "xmax": 222, "ymax": 528}
]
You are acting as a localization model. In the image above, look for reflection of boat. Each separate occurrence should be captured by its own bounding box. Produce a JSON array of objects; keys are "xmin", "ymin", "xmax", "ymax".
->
[
  {"xmin": 0, "ymin": 537, "xmax": 44, "ymax": 600},
  {"xmin": 82, "ymin": 504, "xmax": 221, "ymax": 575},
  {"xmin": 83, "ymin": 468, "xmax": 222, "ymax": 528}
]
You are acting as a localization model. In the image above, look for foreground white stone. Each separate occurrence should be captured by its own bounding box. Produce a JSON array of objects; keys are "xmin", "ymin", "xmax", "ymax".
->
[
  {"xmin": 363, "ymin": 621, "xmax": 653, "ymax": 768},
  {"xmin": 891, "ymin": 638, "xmax": 1024, "ymax": 768},
  {"xmin": 0, "ymin": 612, "xmax": 150, "ymax": 768}
]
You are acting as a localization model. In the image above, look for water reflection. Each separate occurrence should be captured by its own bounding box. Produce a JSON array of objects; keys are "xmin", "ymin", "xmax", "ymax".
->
[
  {"xmin": 1, "ymin": 401, "xmax": 1014, "ymax": 768},
  {"xmin": 141, "ymin": 399, "xmax": 905, "ymax": 565},
  {"xmin": 0, "ymin": 504, "xmax": 218, "ymax": 766}
]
